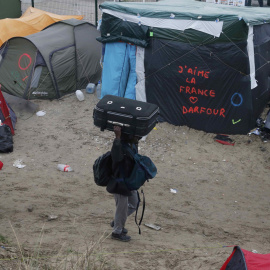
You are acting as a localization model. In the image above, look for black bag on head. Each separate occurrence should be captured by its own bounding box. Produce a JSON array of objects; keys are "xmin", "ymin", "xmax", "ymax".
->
[
  {"xmin": 93, "ymin": 151, "xmax": 112, "ymax": 186},
  {"xmin": 93, "ymin": 95, "xmax": 159, "ymax": 137},
  {"xmin": 0, "ymin": 124, "xmax": 13, "ymax": 153}
]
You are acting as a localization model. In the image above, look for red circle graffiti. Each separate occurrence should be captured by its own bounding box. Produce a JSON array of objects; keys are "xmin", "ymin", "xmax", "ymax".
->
[{"xmin": 18, "ymin": 53, "xmax": 32, "ymax": 70}]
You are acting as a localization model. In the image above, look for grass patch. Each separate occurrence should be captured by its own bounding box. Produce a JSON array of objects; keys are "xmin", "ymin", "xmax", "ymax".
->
[
  {"xmin": 0, "ymin": 233, "xmax": 8, "ymax": 244},
  {"xmin": 7, "ymin": 221, "xmax": 116, "ymax": 270}
]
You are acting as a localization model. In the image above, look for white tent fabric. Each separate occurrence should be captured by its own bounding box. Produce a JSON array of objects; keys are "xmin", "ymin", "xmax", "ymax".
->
[
  {"xmin": 102, "ymin": 8, "xmax": 224, "ymax": 37},
  {"xmin": 247, "ymin": 26, "xmax": 257, "ymax": 90},
  {"xmin": 135, "ymin": 47, "xmax": 147, "ymax": 102}
]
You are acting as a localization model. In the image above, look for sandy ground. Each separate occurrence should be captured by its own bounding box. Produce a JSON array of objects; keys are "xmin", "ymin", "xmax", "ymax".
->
[
  {"xmin": 1, "ymin": 1, "xmax": 269, "ymax": 269},
  {"xmin": 0, "ymin": 91, "xmax": 269, "ymax": 269}
]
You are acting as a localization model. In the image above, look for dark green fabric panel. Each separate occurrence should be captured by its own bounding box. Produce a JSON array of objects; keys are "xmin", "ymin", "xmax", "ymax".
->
[
  {"xmin": 75, "ymin": 23, "xmax": 102, "ymax": 87},
  {"xmin": 144, "ymin": 38, "xmax": 253, "ymax": 134},
  {"xmin": 251, "ymin": 24, "xmax": 270, "ymax": 119},
  {"xmin": 50, "ymin": 46, "xmax": 76, "ymax": 97},
  {"xmin": 150, "ymin": 19, "xmax": 248, "ymax": 44},
  {"xmin": 28, "ymin": 67, "xmax": 56, "ymax": 100},
  {"xmin": 97, "ymin": 36, "xmax": 148, "ymax": 48},
  {"xmin": 98, "ymin": 13, "xmax": 149, "ymax": 47},
  {"xmin": 99, "ymin": 2, "xmax": 250, "ymax": 46},
  {"xmin": 99, "ymin": 14, "xmax": 248, "ymax": 46},
  {"xmin": 100, "ymin": 0, "xmax": 270, "ymax": 26},
  {"xmin": 0, "ymin": 0, "xmax": 21, "ymax": 19}
]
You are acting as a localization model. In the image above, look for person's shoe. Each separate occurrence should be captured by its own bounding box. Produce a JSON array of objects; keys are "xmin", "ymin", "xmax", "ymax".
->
[
  {"xmin": 111, "ymin": 232, "xmax": 131, "ymax": 242},
  {"xmin": 110, "ymin": 220, "xmax": 128, "ymax": 234}
]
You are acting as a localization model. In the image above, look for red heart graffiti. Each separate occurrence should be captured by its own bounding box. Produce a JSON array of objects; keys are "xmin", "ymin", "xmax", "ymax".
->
[{"xmin": 189, "ymin": 96, "xmax": 198, "ymax": 104}]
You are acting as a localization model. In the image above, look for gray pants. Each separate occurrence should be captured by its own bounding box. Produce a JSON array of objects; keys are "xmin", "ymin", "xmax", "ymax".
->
[{"xmin": 113, "ymin": 190, "xmax": 138, "ymax": 234}]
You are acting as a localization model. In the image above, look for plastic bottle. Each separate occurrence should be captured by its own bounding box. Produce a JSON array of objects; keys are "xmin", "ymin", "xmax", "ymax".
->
[
  {"xmin": 75, "ymin": 90, "xmax": 85, "ymax": 101},
  {"xmin": 57, "ymin": 164, "xmax": 73, "ymax": 172},
  {"xmin": 86, "ymin": 83, "xmax": 95, "ymax": 94},
  {"xmin": 96, "ymin": 81, "xmax": 102, "ymax": 100}
]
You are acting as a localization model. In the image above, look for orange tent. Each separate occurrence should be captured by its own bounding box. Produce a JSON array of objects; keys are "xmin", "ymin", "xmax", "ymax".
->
[{"xmin": 0, "ymin": 7, "xmax": 83, "ymax": 46}]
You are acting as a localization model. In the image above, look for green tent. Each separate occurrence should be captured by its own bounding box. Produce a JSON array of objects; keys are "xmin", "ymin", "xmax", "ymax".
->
[
  {"xmin": 97, "ymin": 0, "xmax": 270, "ymax": 134},
  {"xmin": 0, "ymin": 0, "xmax": 21, "ymax": 19},
  {"xmin": 0, "ymin": 19, "xmax": 102, "ymax": 100}
]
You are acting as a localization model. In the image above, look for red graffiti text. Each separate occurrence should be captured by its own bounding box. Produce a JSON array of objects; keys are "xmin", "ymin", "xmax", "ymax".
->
[{"xmin": 182, "ymin": 106, "xmax": 226, "ymax": 118}]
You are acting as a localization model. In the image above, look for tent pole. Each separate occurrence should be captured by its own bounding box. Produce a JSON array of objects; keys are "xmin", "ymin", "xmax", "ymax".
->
[
  {"xmin": 31, "ymin": 0, "xmax": 34, "ymax": 7},
  {"xmin": 95, "ymin": 0, "xmax": 98, "ymax": 27}
]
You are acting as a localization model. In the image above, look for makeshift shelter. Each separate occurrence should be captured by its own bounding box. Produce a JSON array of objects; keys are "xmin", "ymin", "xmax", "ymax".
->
[
  {"xmin": 0, "ymin": 0, "xmax": 21, "ymax": 20},
  {"xmin": 220, "ymin": 246, "xmax": 270, "ymax": 270},
  {"xmin": 0, "ymin": 7, "xmax": 83, "ymax": 47},
  {"xmin": 0, "ymin": 87, "xmax": 16, "ymax": 135},
  {"xmin": 0, "ymin": 19, "xmax": 102, "ymax": 100},
  {"xmin": 98, "ymin": 0, "xmax": 270, "ymax": 134}
]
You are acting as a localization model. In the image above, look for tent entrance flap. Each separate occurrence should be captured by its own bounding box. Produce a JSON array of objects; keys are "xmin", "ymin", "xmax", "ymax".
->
[{"xmin": 50, "ymin": 45, "xmax": 76, "ymax": 98}]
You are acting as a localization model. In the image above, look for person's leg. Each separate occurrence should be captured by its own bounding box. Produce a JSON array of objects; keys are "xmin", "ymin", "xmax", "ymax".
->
[
  {"xmin": 113, "ymin": 194, "xmax": 128, "ymax": 234},
  {"xmin": 268, "ymin": 0, "xmax": 270, "ymax": 6},
  {"xmin": 245, "ymin": 0, "xmax": 251, "ymax": 6},
  {"xmin": 258, "ymin": 0, "xmax": 263, "ymax": 6},
  {"xmin": 112, "ymin": 194, "xmax": 131, "ymax": 241},
  {"xmin": 127, "ymin": 190, "xmax": 139, "ymax": 217}
]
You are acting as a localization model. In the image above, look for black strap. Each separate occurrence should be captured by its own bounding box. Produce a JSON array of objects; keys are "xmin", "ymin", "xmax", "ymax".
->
[
  {"xmin": 124, "ymin": 143, "xmax": 139, "ymax": 160},
  {"xmin": 100, "ymin": 110, "xmax": 107, "ymax": 131},
  {"xmin": 100, "ymin": 101, "xmax": 112, "ymax": 132},
  {"xmin": 119, "ymin": 160, "xmax": 125, "ymax": 178},
  {"xmin": 135, "ymin": 189, "xmax": 145, "ymax": 235},
  {"xmin": 131, "ymin": 115, "xmax": 137, "ymax": 136},
  {"xmin": 119, "ymin": 143, "xmax": 137, "ymax": 180}
]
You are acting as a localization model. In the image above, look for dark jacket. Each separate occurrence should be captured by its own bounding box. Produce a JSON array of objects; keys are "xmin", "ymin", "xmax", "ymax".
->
[{"xmin": 106, "ymin": 138, "xmax": 137, "ymax": 196}]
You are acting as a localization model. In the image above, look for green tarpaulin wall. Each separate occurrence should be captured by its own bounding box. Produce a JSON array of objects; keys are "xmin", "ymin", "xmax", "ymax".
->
[
  {"xmin": 97, "ymin": 0, "xmax": 270, "ymax": 134},
  {"xmin": 99, "ymin": 0, "xmax": 270, "ymax": 46}
]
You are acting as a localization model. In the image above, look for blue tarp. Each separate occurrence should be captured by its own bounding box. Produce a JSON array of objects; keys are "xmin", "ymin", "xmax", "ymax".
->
[{"xmin": 101, "ymin": 42, "xmax": 137, "ymax": 100}]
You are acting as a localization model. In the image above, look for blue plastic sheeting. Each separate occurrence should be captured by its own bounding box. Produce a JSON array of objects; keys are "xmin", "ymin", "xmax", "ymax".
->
[{"xmin": 101, "ymin": 42, "xmax": 136, "ymax": 100}]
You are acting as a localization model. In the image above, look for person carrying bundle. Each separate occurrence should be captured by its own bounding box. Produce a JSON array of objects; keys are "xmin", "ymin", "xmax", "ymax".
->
[
  {"xmin": 106, "ymin": 126, "xmax": 141, "ymax": 242},
  {"xmin": 92, "ymin": 95, "xmax": 159, "ymax": 241}
]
